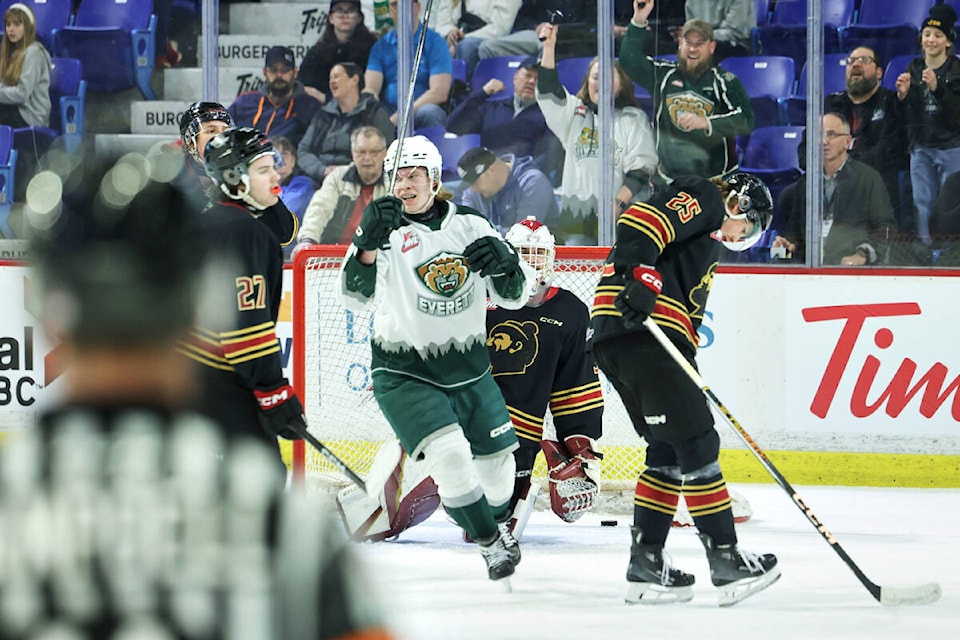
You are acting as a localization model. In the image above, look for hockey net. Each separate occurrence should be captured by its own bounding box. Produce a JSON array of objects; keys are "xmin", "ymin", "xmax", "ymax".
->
[{"xmin": 287, "ymin": 245, "xmax": 645, "ymax": 503}]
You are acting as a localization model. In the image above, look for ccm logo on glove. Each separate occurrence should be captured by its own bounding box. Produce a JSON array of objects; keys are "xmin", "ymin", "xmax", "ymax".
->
[
  {"xmin": 254, "ymin": 384, "xmax": 294, "ymax": 409},
  {"xmin": 631, "ymin": 265, "xmax": 663, "ymax": 293}
]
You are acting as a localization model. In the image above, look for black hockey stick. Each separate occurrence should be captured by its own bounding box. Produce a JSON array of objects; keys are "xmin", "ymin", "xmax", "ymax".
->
[
  {"xmin": 642, "ymin": 317, "xmax": 941, "ymax": 606},
  {"xmin": 286, "ymin": 420, "xmax": 367, "ymax": 493}
]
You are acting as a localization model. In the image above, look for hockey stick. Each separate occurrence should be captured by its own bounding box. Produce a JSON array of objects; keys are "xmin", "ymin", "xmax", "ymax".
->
[
  {"xmin": 286, "ymin": 421, "xmax": 367, "ymax": 493},
  {"xmin": 642, "ymin": 317, "xmax": 942, "ymax": 607},
  {"xmin": 388, "ymin": 0, "xmax": 436, "ymax": 193}
]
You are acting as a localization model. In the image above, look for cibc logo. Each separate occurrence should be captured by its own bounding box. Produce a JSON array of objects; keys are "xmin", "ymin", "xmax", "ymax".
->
[{"xmin": 0, "ymin": 326, "xmax": 38, "ymax": 406}]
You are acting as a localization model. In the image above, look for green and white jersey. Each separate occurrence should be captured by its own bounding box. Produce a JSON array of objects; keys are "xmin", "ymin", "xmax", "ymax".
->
[{"xmin": 338, "ymin": 201, "xmax": 534, "ymax": 389}]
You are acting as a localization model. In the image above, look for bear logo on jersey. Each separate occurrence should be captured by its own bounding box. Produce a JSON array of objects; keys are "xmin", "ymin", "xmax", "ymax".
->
[
  {"xmin": 666, "ymin": 92, "xmax": 714, "ymax": 130},
  {"xmin": 487, "ymin": 319, "xmax": 540, "ymax": 376},
  {"xmin": 417, "ymin": 253, "xmax": 470, "ymax": 298}
]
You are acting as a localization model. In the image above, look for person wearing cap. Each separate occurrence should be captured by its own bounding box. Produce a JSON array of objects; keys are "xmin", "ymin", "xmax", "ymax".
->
[
  {"xmin": 228, "ymin": 45, "xmax": 319, "ymax": 148},
  {"xmin": 895, "ymin": 3, "xmax": 960, "ymax": 247},
  {"xmin": 620, "ymin": 0, "xmax": 754, "ymax": 184},
  {"xmin": 0, "ymin": 2, "xmax": 50, "ymax": 129},
  {"xmin": 446, "ymin": 55, "xmax": 563, "ymax": 183},
  {"xmin": 456, "ymin": 146, "xmax": 558, "ymax": 233},
  {"xmin": 684, "ymin": 0, "xmax": 754, "ymax": 62},
  {"xmin": 299, "ymin": 0, "xmax": 377, "ymax": 106},
  {"xmin": 364, "ymin": 0, "xmax": 452, "ymax": 129}
]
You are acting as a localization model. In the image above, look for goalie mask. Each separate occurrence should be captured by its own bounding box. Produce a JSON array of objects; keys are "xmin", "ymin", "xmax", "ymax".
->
[
  {"xmin": 384, "ymin": 135, "xmax": 443, "ymax": 195},
  {"xmin": 505, "ymin": 216, "xmax": 555, "ymax": 295},
  {"xmin": 179, "ymin": 101, "xmax": 232, "ymax": 163},
  {"xmin": 203, "ymin": 127, "xmax": 282, "ymax": 211},
  {"xmin": 720, "ymin": 172, "xmax": 773, "ymax": 252}
]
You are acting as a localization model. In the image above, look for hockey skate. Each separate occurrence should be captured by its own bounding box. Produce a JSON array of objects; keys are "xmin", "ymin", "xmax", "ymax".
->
[
  {"xmin": 498, "ymin": 521, "xmax": 521, "ymax": 565},
  {"xmin": 478, "ymin": 531, "xmax": 516, "ymax": 583},
  {"xmin": 699, "ymin": 533, "xmax": 780, "ymax": 606},
  {"xmin": 625, "ymin": 527, "xmax": 695, "ymax": 604}
]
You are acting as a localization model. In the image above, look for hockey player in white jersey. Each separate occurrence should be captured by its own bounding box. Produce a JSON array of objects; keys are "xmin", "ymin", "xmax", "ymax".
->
[{"xmin": 338, "ymin": 135, "xmax": 535, "ymax": 583}]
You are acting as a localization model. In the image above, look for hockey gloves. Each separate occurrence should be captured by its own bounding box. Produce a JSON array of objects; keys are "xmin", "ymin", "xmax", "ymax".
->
[
  {"xmin": 541, "ymin": 436, "xmax": 602, "ymax": 523},
  {"xmin": 614, "ymin": 264, "xmax": 662, "ymax": 329},
  {"xmin": 464, "ymin": 236, "xmax": 520, "ymax": 278},
  {"xmin": 254, "ymin": 382, "xmax": 307, "ymax": 440},
  {"xmin": 353, "ymin": 196, "xmax": 404, "ymax": 251}
]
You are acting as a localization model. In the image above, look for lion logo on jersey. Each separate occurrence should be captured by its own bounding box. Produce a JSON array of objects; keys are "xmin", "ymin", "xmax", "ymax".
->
[
  {"xmin": 417, "ymin": 253, "xmax": 470, "ymax": 298},
  {"xmin": 665, "ymin": 92, "xmax": 715, "ymax": 130},
  {"xmin": 487, "ymin": 320, "xmax": 540, "ymax": 376}
]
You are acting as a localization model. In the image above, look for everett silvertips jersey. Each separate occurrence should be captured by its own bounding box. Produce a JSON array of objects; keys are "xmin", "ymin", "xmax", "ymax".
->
[
  {"xmin": 487, "ymin": 287, "xmax": 604, "ymax": 444},
  {"xmin": 338, "ymin": 201, "xmax": 536, "ymax": 388},
  {"xmin": 591, "ymin": 175, "xmax": 725, "ymax": 352}
]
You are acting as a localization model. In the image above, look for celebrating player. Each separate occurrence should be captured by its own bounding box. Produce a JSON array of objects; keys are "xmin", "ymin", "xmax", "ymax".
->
[
  {"xmin": 337, "ymin": 135, "xmax": 535, "ymax": 583},
  {"xmin": 179, "ymin": 127, "xmax": 306, "ymax": 476},
  {"xmin": 590, "ymin": 173, "xmax": 781, "ymax": 606},
  {"xmin": 488, "ymin": 217, "xmax": 604, "ymax": 531}
]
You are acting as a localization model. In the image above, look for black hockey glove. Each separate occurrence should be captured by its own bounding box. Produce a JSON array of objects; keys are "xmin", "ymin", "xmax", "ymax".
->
[
  {"xmin": 464, "ymin": 236, "xmax": 520, "ymax": 278},
  {"xmin": 353, "ymin": 196, "xmax": 404, "ymax": 251},
  {"xmin": 614, "ymin": 265, "xmax": 662, "ymax": 329},
  {"xmin": 254, "ymin": 381, "xmax": 307, "ymax": 440}
]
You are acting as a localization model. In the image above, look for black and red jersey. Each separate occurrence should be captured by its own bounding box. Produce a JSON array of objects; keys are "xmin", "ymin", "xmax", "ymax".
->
[{"xmin": 487, "ymin": 287, "xmax": 603, "ymax": 444}]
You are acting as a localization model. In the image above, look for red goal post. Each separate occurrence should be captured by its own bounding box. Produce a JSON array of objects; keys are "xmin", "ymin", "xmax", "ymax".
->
[{"xmin": 287, "ymin": 244, "xmax": 646, "ymax": 492}]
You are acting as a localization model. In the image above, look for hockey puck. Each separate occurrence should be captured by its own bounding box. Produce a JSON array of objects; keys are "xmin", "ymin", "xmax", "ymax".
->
[{"xmin": 601, "ymin": 520, "xmax": 618, "ymax": 527}]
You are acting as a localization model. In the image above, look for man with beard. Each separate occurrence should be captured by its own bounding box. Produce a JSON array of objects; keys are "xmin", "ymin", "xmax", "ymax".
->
[
  {"xmin": 824, "ymin": 46, "xmax": 910, "ymax": 230},
  {"xmin": 619, "ymin": 0, "xmax": 754, "ymax": 183},
  {"xmin": 229, "ymin": 46, "xmax": 319, "ymax": 148}
]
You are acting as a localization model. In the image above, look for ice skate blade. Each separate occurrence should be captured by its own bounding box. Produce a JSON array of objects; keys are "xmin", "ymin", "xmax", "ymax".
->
[
  {"xmin": 625, "ymin": 581, "xmax": 694, "ymax": 605},
  {"xmin": 716, "ymin": 565, "xmax": 782, "ymax": 607},
  {"xmin": 495, "ymin": 577, "xmax": 512, "ymax": 593},
  {"xmin": 880, "ymin": 582, "xmax": 941, "ymax": 606}
]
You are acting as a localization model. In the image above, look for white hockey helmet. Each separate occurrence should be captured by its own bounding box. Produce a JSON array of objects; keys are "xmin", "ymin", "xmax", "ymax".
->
[
  {"xmin": 384, "ymin": 135, "xmax": 443, "ymax": 194},
  {"xmin": 505, "ymin": 216, "xmax": 555, "ymax": 287}
]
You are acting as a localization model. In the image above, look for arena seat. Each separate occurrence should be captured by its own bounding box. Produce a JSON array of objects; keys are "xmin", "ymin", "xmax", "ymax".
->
[
  {"xmin": 0, "ymin": 126, "xmax": 17, "ymax": 238},
  {"xmin": 838, "ymin": 0, "xmax": 936, "ymax": 66},
  {"xmin": 471, "ymin": 56, "xmax": 525, "ymax": 101},
  {"xmin": 719, "ymin": 56, "xmax": 795, "ymax": 127},
  {"xmin": 0, "ymin": 0, "xmax": 73, "ymax": 50},
  {"xmin": 438, "ymin": 133, "xmax": 481, "ymax": 182},
  {"xmin": 783, "ymin": 54, "xmax": 849, "ymax": 125}
]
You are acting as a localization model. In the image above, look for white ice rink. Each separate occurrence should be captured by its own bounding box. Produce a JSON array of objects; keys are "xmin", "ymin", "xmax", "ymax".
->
[{"xmin": 353, "ymin": 484, "xmax": 959, "ymax": 640}]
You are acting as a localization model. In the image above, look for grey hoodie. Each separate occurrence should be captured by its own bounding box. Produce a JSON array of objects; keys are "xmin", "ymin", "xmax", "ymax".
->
[{"xmin": 0, "ymin": 41, "xmax": 51, "ymax": 127}]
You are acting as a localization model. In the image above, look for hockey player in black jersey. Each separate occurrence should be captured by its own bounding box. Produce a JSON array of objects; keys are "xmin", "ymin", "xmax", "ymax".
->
[
  {"xmin": 591, "ymin": 172, "xmax": 780, "ymax": 607},
  {"xmin": 488, "ymin": 217, "xmax": 605, "ymax": 532},
  {"xmin": 20, "ymin": 157, "xmax": 395, "ymax": 639},
  {"xmin": 179, "ymin": 127, "xmax": 306, "ymax": 473}
]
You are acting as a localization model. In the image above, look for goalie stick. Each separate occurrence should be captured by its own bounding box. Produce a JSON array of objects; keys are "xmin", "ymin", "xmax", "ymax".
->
[
  {"xmin": 286, "ymin": 420, "xmax": 367, "ymax": 493},
  {"xmin": 642, "ymin": 317, "xmax": 942, "ymax": 607}
]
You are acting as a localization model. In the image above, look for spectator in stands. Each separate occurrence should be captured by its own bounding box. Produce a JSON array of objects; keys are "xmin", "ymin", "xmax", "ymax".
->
[
  {"xmin": 0, "ymin": 3, "xmax": 50, "ymax": 129},
  {"xmin": 273, "ymin": 136, "xmax": 316, "ymax": 255},
  {"xmin": 299, "ymin": 0, "xmax": 378, "ymax": 106},
  {"xmin": 298, "ymin": 62, "xmax": 395, "ymax": 185},
  {"xmin": 229, "ymin": 46, "xmax": 318, "ymax": 148},
  {"xmin": 930, "ymin": 169, "xmax": 960, "ymax": 265},
  {"xmin": 536, "ymin": 23, "xmax": 657, "ymax": 245},
  {"xmin": 295, "ymin": 126, "xmax": 390, "ymax": 247},
  {"xmin": 620, "ymin": 2, "xmax": 754, "ymax": 184},
  {"xmin": 429, "ymin": 0, "xmax": 521, "ymax": 78},
  {"xmin": 455, "ymin": 146, "xmax": 558, "ymax": 233},
  {"xmin": 365, "ymin": 0, "xmax": 452, "ymax": 129},
  {"xmin": 446, "ymin": 55, "xmax": 564, "ymax": 183},
  {"xmin": 824, "ymin": 46, "xmax": 910, "ymax": 231},
  {"xmin": 895, "ymin": 3, "xmax": 960, "ymax": 246},
  {"xmin": 684, "ymin": 0, "xmax": 755, "ymax": 62},
  {"xmin": 772, "ymin": 113, "xmax": 896, "ymax": 266}
]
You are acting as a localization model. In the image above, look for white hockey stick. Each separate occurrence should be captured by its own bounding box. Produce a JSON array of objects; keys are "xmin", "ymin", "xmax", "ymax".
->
[{"xmin": 642, "ymin": 317, "xmax": 941, "ymax": 606}]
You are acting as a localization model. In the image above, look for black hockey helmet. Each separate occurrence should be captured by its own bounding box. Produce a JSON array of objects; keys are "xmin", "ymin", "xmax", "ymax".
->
[
  {"xmin": 29, "ymin": 154, "xmax": 204, "ymax": 346},
  {"xmin": 203, "ymin": 127, "xmax": 280, "ymax": 201},
  {"xmin": 179, "ymin": 101, "xmax": 232, "ymax": 161},
  {"xmin": 721, "ymin": 172, "xmax": 773, "ymax": 252}
]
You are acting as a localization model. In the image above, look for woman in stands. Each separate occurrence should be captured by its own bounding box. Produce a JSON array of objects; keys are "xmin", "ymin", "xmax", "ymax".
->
[
  {"xmin": 536, "ymin": 22, "xmax": 658, "ymax": 245},
  {"xmin": 0, "ymin": 3, "xmax": 51, "ymax": 128},
  {"xmin": 299, "ymin": 0, "xmax": 377, "ymax": 106}
]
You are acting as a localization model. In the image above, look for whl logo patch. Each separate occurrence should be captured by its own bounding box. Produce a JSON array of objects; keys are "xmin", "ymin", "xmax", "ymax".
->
[{"xmin": 416, "ymin": 252, "xmax": 470, "ymax": 298}]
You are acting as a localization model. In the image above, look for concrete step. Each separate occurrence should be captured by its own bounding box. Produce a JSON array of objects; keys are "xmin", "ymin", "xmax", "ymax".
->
[
  {"xmin": 202, "ymin": 34, "xmax": 316, "ymax": 68},
  {"xmin": 94, "ymin": 134, "xmax": 175, "ymax": 163},
  {"xmin": 130, "ymin": 101, "xmax": 191, "ymax": 136},
  {"xmin": 162, "ymin": 67, "xmax": 264, "ymax": 104}
]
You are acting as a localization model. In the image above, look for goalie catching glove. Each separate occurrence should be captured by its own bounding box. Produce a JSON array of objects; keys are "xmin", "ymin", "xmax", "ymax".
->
[
  {"xmin": 540, "ymin": 436, "xmax": 603, "ymax": 523},
  {"xmin": 464, "ymin": 236, "xmax": 521, "ymax": 278},
  {"xmin": 614, "ymin": 264, "xmax": 662, "ymax": 329},
  {"xmin": 253, "ymin": 382, "xmax": 307, "ymax": 440},
  {"xmin": 353, "ymin": 195, "xmax": 404, "ymax": 251}
]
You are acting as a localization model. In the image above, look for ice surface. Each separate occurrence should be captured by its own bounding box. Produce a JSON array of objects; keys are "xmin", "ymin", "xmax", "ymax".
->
[{"xmin": 352, "ymin": 484, "xmax": 959, "ymax": 640}]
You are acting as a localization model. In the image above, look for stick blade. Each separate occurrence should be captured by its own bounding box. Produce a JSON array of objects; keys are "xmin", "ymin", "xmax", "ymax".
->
[{"xmin": 879, "ymin": 582, "xmax": 942, "ymax": 606}]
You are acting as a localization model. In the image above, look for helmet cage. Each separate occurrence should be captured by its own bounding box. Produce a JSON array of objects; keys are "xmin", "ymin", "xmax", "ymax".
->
[
  {"xmin": 721, "ymin": 174, "xmax": 773, "ymax": 252},
  {"xmin": 505, "ymin": 217, "xmax": 556, "ymax": 287},
  {"xmin": 180, "ymin": 102, "xmax": 232, "ymax": 162}
]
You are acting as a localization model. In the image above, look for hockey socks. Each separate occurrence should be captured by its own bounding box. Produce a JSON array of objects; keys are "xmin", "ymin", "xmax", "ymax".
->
[
  {"xmin": 683, "ymin": 472, "xmax": 736, "ymax": 546},
  {"xmin": 632, "ymin": 469, "xmax": 681, "ymax": 546},
  {"xmin": 445, "ymin": 498, "xmax": 498, "ymax": 543}
]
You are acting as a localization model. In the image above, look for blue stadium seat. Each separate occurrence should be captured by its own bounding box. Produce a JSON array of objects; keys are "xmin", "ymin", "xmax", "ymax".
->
[
  {"xmin": 839, "ymin": 0, "xmax": 935, "ymax": 66},
  {"xmin": 51, "ymin": 0, "xmax": 157, "ymax": 100},
  {"xmin": 751, "ymin": 0, "xmax": 852, "ymax": 79},
  {"xmin": 0, "ymin": 0, "xmax": 73, "ymax": 50},
  {"xmin": 452, "ymin": 59, "xmax": 467, "ymax": 85},
  {"xmin": 719, "ymin": 56, "xmax": 795, "ymax": 127},
  {"xmin": 883, "ymin": 54, "xmax": 915, "ymax": 91},
  {"xmin": 767, "ymin": 0, "xmax": 854, "ymax": 26},
  {"xmin": 438, "ymin": 133, "xmax": 481, "ymax": 182},
  {"xmin": 740, "ymin": 125, "xmax": 804, "ymax": 180},
  {"xmin": 555, "ymin": 56, "xmax": 593, "ymax": 94},
  {"xmin": 783, "ymin": 54, "xmax": 849, "ymax": 125},
  {"xmin": 0, "ymin": 126, "xmax": 16, "ymax": 238},
  {"xmin": 413, "ymin": 126, "xmax": 447, "ymax": 149},
  {"xmin": 755, "ymin": 0, "xmax": 771, "ymax": 26},
  {"xmin": 471, "ymin": 56, "xmax": 525, "ymax": 101}
]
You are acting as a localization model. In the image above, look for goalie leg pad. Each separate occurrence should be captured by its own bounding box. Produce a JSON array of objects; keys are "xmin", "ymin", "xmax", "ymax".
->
[
  {"xmin": 474, "ymin": 451, "xmax": 516, "ymax": 517},
  {"xmin": 541, "ymin": 440, "xmax": 599, "ymax": 523}
]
